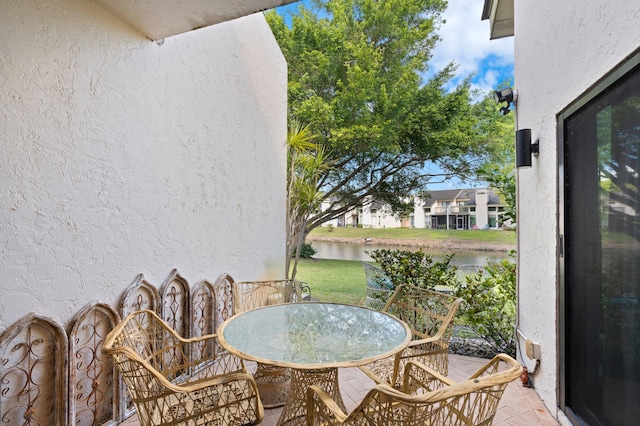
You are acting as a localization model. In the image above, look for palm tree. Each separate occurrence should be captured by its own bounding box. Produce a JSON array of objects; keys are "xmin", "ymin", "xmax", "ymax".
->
[{"xmin": 286, "ymin": 121, "xmax": 331, "ymax": 279}]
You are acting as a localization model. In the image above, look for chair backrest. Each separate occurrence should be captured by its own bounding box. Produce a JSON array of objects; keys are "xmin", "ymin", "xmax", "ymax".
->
[
  {"xmin": 362, "ymin": 261, "xmax": 394, "ymax": 310},
  {"xmin": 103, "ymin": 310, "xmax": 187, "ymax": 400},
  {"xmin": 341, "ymin": 354, "xmax": 521, "ymax": 425},
  {"xmin": 403, "ymin": 354, "xmax": 522, "ymax": 425},
  {"xmin": 105, "ymin": 310, "xmax": 264, "ymax": 426},
  {"xmin": 233, "ymin": 279, "xmax": 303, "ymax": 313},
  {"xmin": 383, "ymin": 284, "xmax": 463, "ymax": 342}
]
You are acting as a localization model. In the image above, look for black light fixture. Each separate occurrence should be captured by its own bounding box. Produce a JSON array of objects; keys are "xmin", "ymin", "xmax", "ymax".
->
[
  {"xmin": 493, "ymin": 87, "xmax": 515, "ymax": 115},
  {"xmin": 516, "ymin": 129, "xmax": 539, "ymax": 168}
]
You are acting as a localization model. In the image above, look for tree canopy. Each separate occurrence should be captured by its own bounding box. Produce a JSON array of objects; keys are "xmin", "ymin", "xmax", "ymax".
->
[{"xmin": 267, "ymin": 0, "xmax": 513, "ymax": 234}]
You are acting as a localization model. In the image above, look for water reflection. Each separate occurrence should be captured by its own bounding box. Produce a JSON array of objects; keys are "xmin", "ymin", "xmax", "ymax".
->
[{"xmin": 309, "ymin": 240, "xmax": 510, "ymax": 266}]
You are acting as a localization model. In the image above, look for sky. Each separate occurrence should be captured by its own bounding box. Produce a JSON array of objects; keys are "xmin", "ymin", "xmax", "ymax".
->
[
  {"xmin": 428, "ymin": 0, "xmax": 513, "ymax": 96},
  {"xmin": 275, "ymin": 0, "xmax": 514, "ymax": 190}
]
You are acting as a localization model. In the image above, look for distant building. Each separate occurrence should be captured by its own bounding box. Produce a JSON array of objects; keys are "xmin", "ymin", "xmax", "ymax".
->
[
  {"xmin": 321, "ymin": 188, "xmax": 508, "ymax": 229},
  {"xmin": 414, "ymin": 188, "xmax": 508, "ymax": 230},
  {"xmin": 359, "ymin": 200, "xmax": 412, "ymax": 228}
]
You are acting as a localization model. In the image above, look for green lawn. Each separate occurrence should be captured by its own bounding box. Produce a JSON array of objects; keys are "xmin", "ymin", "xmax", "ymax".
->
[
  {"xmin": 294, "ymin": 258, "xmax": 367, "ymax": 305},
  {"xmin": 309, "ymin": 226, "xmax": 516, "ymax": 244}
]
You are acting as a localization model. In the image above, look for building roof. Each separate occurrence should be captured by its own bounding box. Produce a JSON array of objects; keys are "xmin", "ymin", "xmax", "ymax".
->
[
  {"xmin": 92, "ymin": 0, "xmax": 299, "ymax": 40},
  {"xmin": 422, "ymin": 188, "xmax": 502, "ymax": 206},
  {"xmin": 423, "ymin": 189, "xmax": 466, "ymax": 202},
  {"xmin": 481, "ymin": 0, "xmax": 514, "ymax": 40}
]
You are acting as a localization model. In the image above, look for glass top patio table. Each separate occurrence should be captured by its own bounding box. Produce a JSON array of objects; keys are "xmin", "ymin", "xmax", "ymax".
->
[{"xmin": 218, "ymin": 302, "xmax": 411, "ymax": 370}]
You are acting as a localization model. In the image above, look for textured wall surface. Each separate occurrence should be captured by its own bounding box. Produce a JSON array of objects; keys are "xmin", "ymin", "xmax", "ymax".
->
[
  {"xmin": 0, "ymin": 0, "xmax": 287, "ymax": 329},
  {"xmin": 513, "ymin": 1, "xmax": 640, "ymax": 422}
]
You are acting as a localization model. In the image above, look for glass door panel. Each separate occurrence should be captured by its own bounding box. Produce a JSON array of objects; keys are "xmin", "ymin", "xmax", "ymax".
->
[{"xmin": 563, "ymin": 62, "xmax": 640, "ymax": 425}]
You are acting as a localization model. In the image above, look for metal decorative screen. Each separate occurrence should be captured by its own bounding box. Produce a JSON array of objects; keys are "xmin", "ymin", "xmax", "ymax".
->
[
  {"xmin": 0, "ymin": 270, "xmax": 239, "ymax": 424},
  {"xmin": 0, "ymin": 314, "xmax": 68, "ymax": 425},
  {"xmin": 68, "ymin": 303, "xmax": 120, "ymax": 425}
]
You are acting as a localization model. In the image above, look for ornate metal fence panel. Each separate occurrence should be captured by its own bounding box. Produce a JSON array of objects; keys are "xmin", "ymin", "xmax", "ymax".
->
[
  {"xmin": 118, "ymin": 274, "xmax": 160, "ymax": 420},
  {"xmin": 211, "ymin": 274, "xmax": 243, "ymax": 374},
  {"xmin": 119, "ymin": 274, "xmax": 160, "ymax": 316},
  {"xmin": 0, "ymin": 313, "xmax": 68, "ymax": 426},
  {"xmin": 159, "ymin": 269, "xmax": 189, "ymax": 338},
  {"xmin": 191, "ymin": 280, "xmax": 216, "ymax": 362},
  {"xmin": 159, "ymin": 270, "xmax": 190, "ymax": 375},
  {"xmin": 0, "ymin": 270, "xmax": 240, "ymax": 425},
  {"xmin": 212, "ymin": 273, "xmax": 235, "ymax": 330},
  {"xmin": 191, "ymin": 280, "xmax": 215, "ymax": 338},
  {"xmin": 68, "ymin": 303, "xmax": 120, "ymax": 426}
]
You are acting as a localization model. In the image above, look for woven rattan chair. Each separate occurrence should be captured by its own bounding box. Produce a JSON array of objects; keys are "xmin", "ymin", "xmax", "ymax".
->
[
  {"xmin": 103, "ymin": 309, "xmax": 264, "ymax": 426},
  {"xmin": 307, "ymin": 353, "xmax": 522, "ymax": 425},
  {"xmin": 233, "ymin": 279, "xmax": 304, "ymax": 313},
  {"xmin": 233, "ymin": 279, "xmax": 305, "ymax": 408},
  {"xmin": 359, "ymin": 284, "xmax": 463, "ymax": 387}
]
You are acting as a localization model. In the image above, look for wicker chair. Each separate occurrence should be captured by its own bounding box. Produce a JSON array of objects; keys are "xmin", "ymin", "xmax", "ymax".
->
[
  {"xmin": 307, "ymin": 353, "xmax": 522, "ymax": 425},
  {"xmin": 233, "ymin": 279, "xmax": 306, "ymax": 408},
  {"xmin": 103, "ymin": 309, "xmax": 264, "ymax": 426},
  {"xmin": 359, "ymin": 284, "xmax": 463, "ymax": 387},
  {"xmin": 233, "ymin": 279, "xmax": 304, "ymax": 313}
]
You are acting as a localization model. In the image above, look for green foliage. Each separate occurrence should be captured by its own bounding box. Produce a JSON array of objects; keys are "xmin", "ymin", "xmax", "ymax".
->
[
  {"xmin": 298, "ymin": 242, "xmax": 317, "ymax": 259},
  {"xmin": 452, "ymin": 251, "xmax": 517, "ymax": 356},
  {"xmin": 470, "ymin": 83, "xmax": 516, "ymax": 168},
  {"xmin": 480, "ymin": 165, "xmax": 516, "ymax": 224},
  {"xmin": 473, "ymin": 83, "xmax": 516, "ymax": 224},
  {"xmin": 366, "ymin": 248, "xmax": 458, "ymax": 291},
  {"xmin": 267, "ymin": 1, "xmax": 505, "ymax": 233}
]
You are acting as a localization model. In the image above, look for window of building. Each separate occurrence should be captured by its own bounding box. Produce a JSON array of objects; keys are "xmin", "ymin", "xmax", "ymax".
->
[{"xmin": 559, "ymin": 49, "xmax": 640, "ymax": 425}]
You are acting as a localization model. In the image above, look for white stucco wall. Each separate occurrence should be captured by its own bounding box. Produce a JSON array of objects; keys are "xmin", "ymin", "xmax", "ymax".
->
[
  {"xmin": 413, "ymin": 198, "xmax": 427, "ymax": 229},
  {"xmin": 474, "ymin": 190, "xmax": 489, "ymax": 229},
  {"xmin": 514, "ymin": 1, "xmax": 640, "ymax": 422},
  {"xmin": 0, "ymin": 0, "xmax": 287, "ymax": 330}
]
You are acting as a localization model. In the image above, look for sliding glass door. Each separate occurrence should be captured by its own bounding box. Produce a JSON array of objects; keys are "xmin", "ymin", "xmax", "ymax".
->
[{"xmin": 561, "ymin": 56, "xmax": 640, "ymax": 425}]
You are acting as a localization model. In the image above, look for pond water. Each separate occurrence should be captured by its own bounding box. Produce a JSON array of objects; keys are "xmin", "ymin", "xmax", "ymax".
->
[{"xmin": 309, "ymin": 240, "xmax": 511, "ymax": 267}]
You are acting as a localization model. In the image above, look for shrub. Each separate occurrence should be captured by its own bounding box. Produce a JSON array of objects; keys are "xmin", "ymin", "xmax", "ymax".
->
[
  {"xmin": 298, "ymin": 242, "xmax": 317, "ymax": 259},
  {"xmin": 452, "ymin": 251, "xmax": 517, "ymax": 357},
  {"xmin": 366, "ymin": 248, "xmax": 458, "ymax": 292},
  {"xmin": 327, "ymin": 224, "xmax": 334, "ymax": 232}
]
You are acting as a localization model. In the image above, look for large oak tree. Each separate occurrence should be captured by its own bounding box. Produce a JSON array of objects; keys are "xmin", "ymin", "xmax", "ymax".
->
[{"xmin": 268, "ymin": 0, "xmax": 510, "ymax": 246}]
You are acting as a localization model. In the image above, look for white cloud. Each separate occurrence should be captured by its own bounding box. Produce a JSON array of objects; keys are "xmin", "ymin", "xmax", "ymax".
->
[{"xmin": 428, "ymin": 0, "xmax": 514, "ymax": 94}]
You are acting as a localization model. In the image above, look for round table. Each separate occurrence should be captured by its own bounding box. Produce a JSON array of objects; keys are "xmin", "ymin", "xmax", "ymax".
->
[{"xmin": 217, "ymin": 302, "xmax": 411, "ymax": 426}]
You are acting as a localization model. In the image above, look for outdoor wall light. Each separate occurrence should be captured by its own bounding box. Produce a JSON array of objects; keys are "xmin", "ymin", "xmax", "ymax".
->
[
  {"xmin": 493, "ymin": 87, "xmax": 515, "ymax": 115},
  {"xmin": 516, "ymin": 128, "xmax": 539, "ymax": 168}
]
